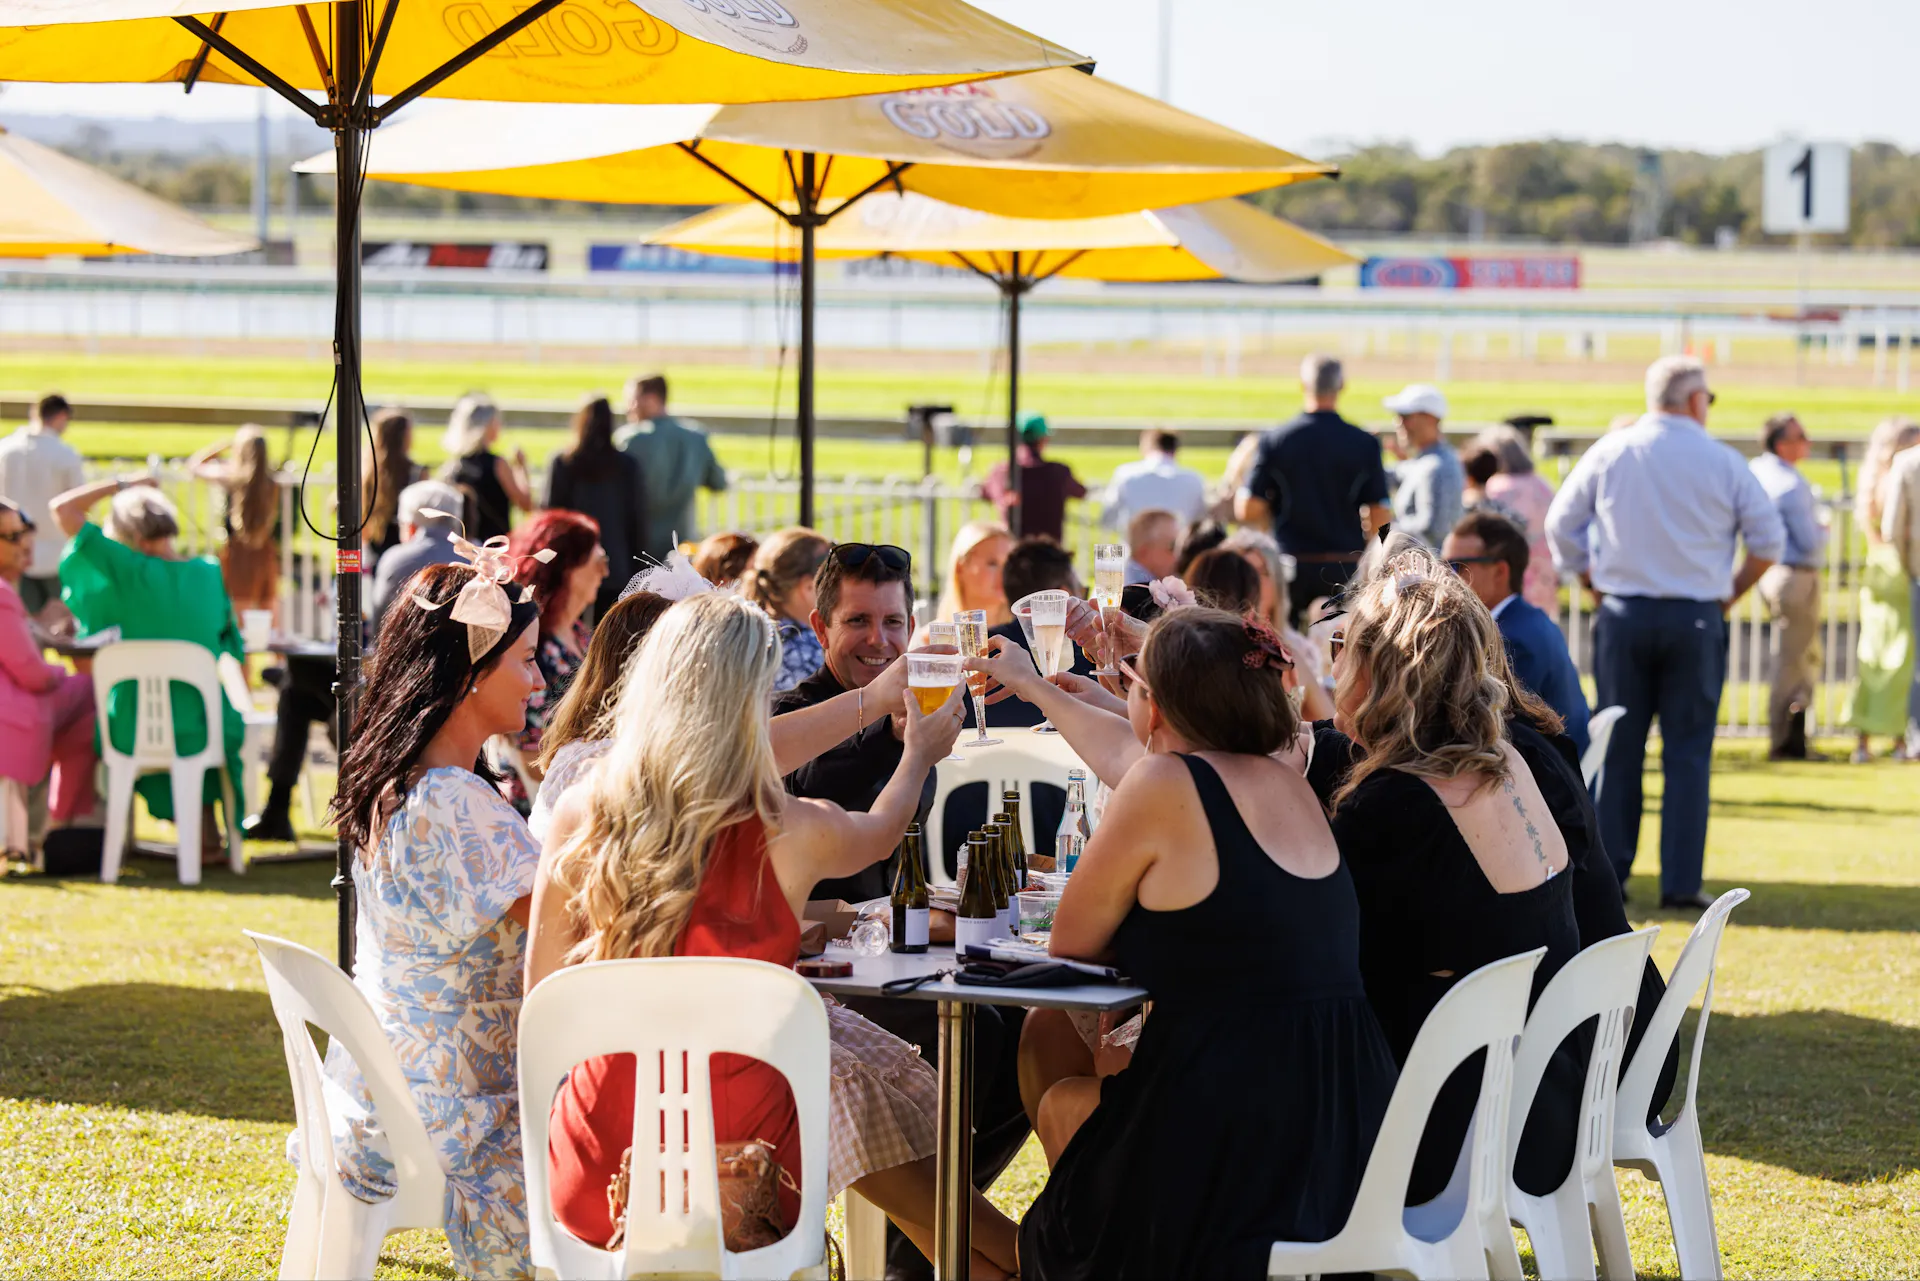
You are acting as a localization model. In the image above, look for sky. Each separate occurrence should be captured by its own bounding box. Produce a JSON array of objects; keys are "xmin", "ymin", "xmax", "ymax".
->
[{"xmin": 0, "ymin": 0, "xmax": 1913, "ymax": 156}]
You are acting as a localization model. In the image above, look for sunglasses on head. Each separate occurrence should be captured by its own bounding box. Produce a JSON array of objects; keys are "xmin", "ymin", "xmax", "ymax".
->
[{"xmin": 830, "ymin": 543, "xmax": 911, "ymax": 573}]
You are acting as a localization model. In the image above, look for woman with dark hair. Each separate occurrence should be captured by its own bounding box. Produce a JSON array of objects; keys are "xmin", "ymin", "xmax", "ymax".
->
[
  {"xmin": 188, "ymin": 424, "xmax": 281, "ymax": 618},
  {"xmin": 1181, "ymin": 546, "xmax": 1260, "ymax": 614},
  {"xmin": 504, "ymin": 510, "xmax": 607, "ymax": 807},
  {"xmin": 1172, "ymin": 518, "xmax": 1227, "ymax": 578},
  {"xmin": 362, "ymin": 407, "xmax": 425, "ymax": 563},
  {"xmin": 320, "ymin": 558, "xmax": 546, "ymax": 1280},
  {"xmin": 690, "ymin": 530, "xmax": 758, "ymax": 590},
  {"xmin": 1004, "ymin": 607, "xmax": 1395, "ymax": 1281},
  {"xmin": 545, "ymin": 396, "xmax": 645, "ymax": 619}
]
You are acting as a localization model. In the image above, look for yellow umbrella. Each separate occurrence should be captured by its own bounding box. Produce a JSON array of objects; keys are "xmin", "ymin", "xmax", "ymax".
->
[
  {"xmin": 0, "ymin": 124, "xmax": 257, "ymax": 257},
  {"xmin": 0, "ymin": 0, "xmax": 1083, "ymax": 987},
  {"xmin": 299, "ymin": 73, "xmax": 1335, "ymax": 519},
  {"xmin": 645, "ymin": 191, "xmax": 1354, "ymax": 530}
]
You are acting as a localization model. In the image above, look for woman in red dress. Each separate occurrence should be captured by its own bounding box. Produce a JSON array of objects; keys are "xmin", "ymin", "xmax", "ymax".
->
[{"xmin": 526, "ymin": 593, "xmax": 1023, "ymax": 1276}]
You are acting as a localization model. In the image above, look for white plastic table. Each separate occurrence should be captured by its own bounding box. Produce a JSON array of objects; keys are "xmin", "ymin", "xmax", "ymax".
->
[{"xmin": 807, "ymin": 946, "xmax": 1146, "ymax": 1280}]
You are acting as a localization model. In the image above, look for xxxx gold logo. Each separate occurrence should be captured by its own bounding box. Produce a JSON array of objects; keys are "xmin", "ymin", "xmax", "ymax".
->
[
  {"xmin": 878, "ymin": 84, "xmax": 1052, "ymax": 161},
  {"xmin": 440, "ymin": 0, "xmax": 678, "ymax": 59},
  {"xmin": 671, "ymin": 0, "xmax": 809, "ymax": 58}
]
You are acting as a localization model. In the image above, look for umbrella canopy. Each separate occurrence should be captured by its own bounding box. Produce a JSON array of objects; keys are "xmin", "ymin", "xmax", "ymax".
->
[
  {"xmin": 0, "ymin": 125, "xmax": 258, "ymax": 258},
  {"xmin": 642, "ymin": 190, "xmax": 1357, "ymax": 282},
  {"xmin": 0, "ymin": 0, "xmax": 1087, "ymax": 105},
  {"xmin": 295, "ymin": 68, "xmax": 1334, "ymax": 218}
]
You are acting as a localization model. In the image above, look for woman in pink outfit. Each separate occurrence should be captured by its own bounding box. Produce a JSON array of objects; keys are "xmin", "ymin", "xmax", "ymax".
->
[
  {"xmin": 1475, "ymin": 427, "xmax": 1561, "ymax": 613},
  {"xmin": 0, "ymin": 499, "xmax": 95, "ymax": 822}
]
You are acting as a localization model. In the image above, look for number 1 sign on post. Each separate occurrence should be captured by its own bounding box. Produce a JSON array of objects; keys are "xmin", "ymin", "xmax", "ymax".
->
[{"xmin": 1763, "ymin": 140, "xmax": 1850, "ymax": 235}]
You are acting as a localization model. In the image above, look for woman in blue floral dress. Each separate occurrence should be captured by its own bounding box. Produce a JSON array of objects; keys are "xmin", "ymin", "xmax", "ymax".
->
[
  {"xmin": 320, "ymin": 556, "xmax": 548, "ymax": 1279},
  {"xmin": 744, "ymin": 527, "xmax": 831, "ymax": 692}
]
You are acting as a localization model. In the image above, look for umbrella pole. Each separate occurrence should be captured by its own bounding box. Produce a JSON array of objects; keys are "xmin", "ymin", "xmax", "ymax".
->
[
  {"xmin": 1006, "ymin": 259, "xmax": 1022, "ymax": 538},
  {"xmin": 331, "ymin": 0, "xmax": 367, "ymax": 974},
  {"xmin": 797, "ymin": 152, "xmax": 817, "ymax": 528}
]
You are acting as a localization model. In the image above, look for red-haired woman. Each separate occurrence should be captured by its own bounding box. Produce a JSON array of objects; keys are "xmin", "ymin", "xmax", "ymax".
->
[{"xmin": 505, "ymin": 510, "xmax": 607, "ymax": 809}]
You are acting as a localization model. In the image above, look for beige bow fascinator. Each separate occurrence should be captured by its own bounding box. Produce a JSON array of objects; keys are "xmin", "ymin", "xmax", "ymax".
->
[{"xmin": 409, "ymin": 509, "xmax": 554, "ymax": 661}]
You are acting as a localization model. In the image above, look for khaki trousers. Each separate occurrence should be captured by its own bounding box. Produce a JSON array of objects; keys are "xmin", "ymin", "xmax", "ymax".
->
[{"xmin": 1759, "ymin": 564, "xmax": 1822, "ymax": 754}]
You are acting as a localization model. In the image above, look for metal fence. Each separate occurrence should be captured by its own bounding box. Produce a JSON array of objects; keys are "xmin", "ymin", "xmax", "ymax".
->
[{"xmin": 99, "ymin": 462, "xmax": 1870, "ymax": 739}]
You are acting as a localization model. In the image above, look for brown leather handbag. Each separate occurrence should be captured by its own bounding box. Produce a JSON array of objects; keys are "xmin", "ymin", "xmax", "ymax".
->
[{"xmin": 605, "ymin": 1139, "xmax": 793, "ymax": 1254}]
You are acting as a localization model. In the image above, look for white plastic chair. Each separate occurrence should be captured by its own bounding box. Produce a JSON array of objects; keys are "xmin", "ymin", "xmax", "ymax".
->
[
  {"xmin": 925, "ymin": 728, "xmax": 1080, "ymax": 884},
  {"xmin": 245, "ymin": 930, "xmax": 449, "ymax": 1281},
  {"xmin": 1581, "ymin": 706, "xmax": 1626, "ymax": 795},
  {"xmin": 842, "ymin": 1190, "xmax": 889, "ymax": 1280},
  {"xmin": 91, "ymin": 639, "xmax": 243, "ymax": 885},
  {"xmin": 1269, "ymin": 948, "xmax": 1545, "ymax": 1281},
  {"xmin": 519, "ymin": 957, "xmax": 833, "ymax": 1281},
  {"xmin": 1506, "ymin": 928, "xmax": 1659, "ymax": 1280},
  {"xmin": 1610, "ymin": 888, "xmax": 1750, "ymax": 1281}
]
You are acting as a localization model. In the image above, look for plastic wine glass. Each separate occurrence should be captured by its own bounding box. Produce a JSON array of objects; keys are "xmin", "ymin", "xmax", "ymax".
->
[
  {"xmin": 1018, "ymin": 590, "xmax": 1071, "ymax": 734},
  {"xmin": 908, "ymin": 651, "xmax": 967, "ymax": 762},
  {"xmin": 953, "ymin": 609, "xmax": 1003, "ymax": 747},
  {"xmin": 1091, "ymin": 543, "xmax": 1126, "ymax": 676}
]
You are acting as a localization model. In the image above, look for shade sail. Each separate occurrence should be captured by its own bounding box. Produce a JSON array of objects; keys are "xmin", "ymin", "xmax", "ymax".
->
[
  {"xmin": 0, "ymin": 125, "xmax": 258, "ymax": 257},
  {"xmin": 642, "ymin": 190, "xmax": 1356, "ymax": 283},
  {"xmin": 0, "ymin": 0, "xmax": 1087, "ymax": 104},
  {"xmin": 295, "ymin": 68, "xmax": 1335, "ymax": 218}
]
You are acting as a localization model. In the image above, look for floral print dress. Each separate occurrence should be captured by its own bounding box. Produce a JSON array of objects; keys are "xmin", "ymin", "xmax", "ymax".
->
[
  {"xmin": 313, "ymin": 767, "xmax": 542, "ymax": 1280},
  {"xmin": 775, "ymin": 619, "xmax": 825, "ymax": 693}
]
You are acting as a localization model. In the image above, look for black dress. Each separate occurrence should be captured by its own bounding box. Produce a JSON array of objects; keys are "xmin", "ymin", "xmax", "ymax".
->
[
  {"xmin": 442, "ymin": 449, "xmax": 513, "ymax": 542},
  {"xmin": 1019, "ymin": 755, "xmax": 1397, "ymax": 1281},
  {"xmin": 1326, "ymin": 764, "xmax": 1582, "ymax": 1204},
  {"xmin": 546, "ymin": 447, "xmax": 647, "ymax": 619}
]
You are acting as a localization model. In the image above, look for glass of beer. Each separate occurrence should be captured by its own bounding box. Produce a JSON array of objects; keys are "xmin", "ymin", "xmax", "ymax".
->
[
  {"xmin": 953, "ymin": 609, "xmax": 1003, "ymax": 747},
  {"xmin": 1092, "ymin": 543, "xmax": 1126, "ymax": 675},
  {"xmin": 907, "ymin": 651, "xmax": 966, "ymax": 761}
]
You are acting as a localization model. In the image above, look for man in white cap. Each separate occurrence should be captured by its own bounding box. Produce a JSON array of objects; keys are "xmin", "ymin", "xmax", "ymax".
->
[{"xmin": 1384, "ymin": 383, "xmax": 1464, "ymax": 549}]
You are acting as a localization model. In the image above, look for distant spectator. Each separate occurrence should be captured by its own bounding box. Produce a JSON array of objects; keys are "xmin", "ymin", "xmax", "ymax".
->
[
  {"xmin": 0, "ymin": 394, "xmax": 86, "ymax": 616},
  {"xmin": 1843, "ymin": 417, "xmax": 1920, "ymax": 762},
  {"xmin": 1882, "ymin": 435, "xmax": 1920, "ymax": 757},
  {"xmin": 440, "ymin": 393, "xmax": 533, "ymax": 542},
  {"xmin": 1546, "ymin": 356, "xmax": 1783, "ymax": 910},
  {"xmin": 1236, "ymin": 355, "xmax": 1392, "ymax": 627},
  {"xmin": 1750, "ymin": 413, "xmax": 1830, "ymax": 759},
  {"xmin": 188, "ymin": 424, "xmax": 280, "ymax": 619},
  {"xmin": 545, "ymin": 395, "xmax": 646, "ymax": 620},
  {"xmin": 1461, "ymin": 443, "xmax": 1500, "ymax": 509},
  {"xmin": 975, "ymin": 537, "xmax": 1090, "ymax": 732},
  {"xmin": 1183, "ymin": 547, "xmax": 1261, "ymax": 614},
  {"xmin": 981, "ymin": 412, "xmax": 1087, "ymax": 542},
  {"xmin": 1102, "ymin": 429, "xmax": 1207, "ymax": 532},
  {"xmin": 368, "ymin": 481, "xmax": 467, "ymax": 638},
  {"xmin": 1207, "ymin": 431, "xmax": 1261, "ymax": 524},
  {"xmin": 0, "ymin": 498, "xmax": 95, "ymax": 832},
  {"xmin": 746, "ymin": 527, "xmax": 833, "ymax": 693},
  {"xmin": 1443, "ymin": 510, "xmax": 1589, "ymax": 754},
  {"xmin": 504, "ymin": 511, "xmax": 608, "ymax": 810},
  {"xmin": 1220, "ymin": 528, "xmax": 1332, "ymax": 721},
  {"xmin": 362, "ymin": 407, "xmax": 424, "ymax": 564},
  {"xmin": 1384, "ymin": 383, "xmax": 1464, "ymax": 550},
  {"xmin": 691, "ymin": 531, "xmax": 759, "ymax": 590},
  {"xmin": 1475, "ymin": 425, "xmax": 1560, "ymax": 612},
  {"xmin": 617, "ymin": 373, "xmax": 729, "ymax": 560},
  {"xmin": 1123, "ymin": 509, "xmax": 1181, "ymax": 586},
  {"xmin": 931, "ymin": 520, "xmax": 1013, "ymax": 630},
  {"xmin": 1173, "ymin": 519, "xmax": 1228, "ymax": 577}
]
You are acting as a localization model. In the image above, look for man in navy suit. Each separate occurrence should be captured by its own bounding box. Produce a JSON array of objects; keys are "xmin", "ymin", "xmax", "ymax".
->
[{"xmin": 1443, "ymin": 510, "xmax": 1591, "ymax": 754}]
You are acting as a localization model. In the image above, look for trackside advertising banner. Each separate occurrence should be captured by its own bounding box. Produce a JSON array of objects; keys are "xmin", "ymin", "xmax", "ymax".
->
[{"xmin": 1359, "ymin": 256, "xmax": 1580, "ymax": 289}]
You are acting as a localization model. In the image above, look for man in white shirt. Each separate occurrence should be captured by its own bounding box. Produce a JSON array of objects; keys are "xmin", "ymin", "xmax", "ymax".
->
[
  {"xmin": 1749, "ymin": 413, "xmax": 1830, "ymax": 760},
  {"xmin": 0, "ymin": 395, "xmax": 87, "ymax": 615},
  {"xmin": 1102, "ymin": 430, "xmax": 1207, "ymax": 531}
]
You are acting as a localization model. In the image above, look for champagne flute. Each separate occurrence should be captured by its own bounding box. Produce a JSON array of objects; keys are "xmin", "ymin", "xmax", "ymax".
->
[
  {"xmin": 953, "ymin": 609, "xmax": 1003, "ymax": 747},
  {"xmin": 1092, "ymin": 543, "xmax": 1126, "ymax": 676},
  {"xmin": 1022, "ymin": 590, "xmax": 1071, "ymax": 734},
  {"xmin": 908, "ymin": 651, "xmax": 967, "ymax": 762}
]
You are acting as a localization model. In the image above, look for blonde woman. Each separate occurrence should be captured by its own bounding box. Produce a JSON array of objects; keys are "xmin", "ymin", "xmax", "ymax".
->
[
  {"xmin": 745, "ymin": 526, "xmax": 832, "ymax": 691},
  {"xmin": 440, "ymin": 393, "xmax": 533, "ymax": 542},
  {"xmin": 927, "ymin": 518, "xmax": 1012, "ymax": 635},
  {"xmin": 1845, "ymin": 417, "xmax": 1920, "ymax": 761},
  {"xmin": 188, "ymin": 424, "xmax": 280, "ymax": 617},
  {"xmin": 527, "ymin": 595, "xmax": 1024, "ymax": 1277}
]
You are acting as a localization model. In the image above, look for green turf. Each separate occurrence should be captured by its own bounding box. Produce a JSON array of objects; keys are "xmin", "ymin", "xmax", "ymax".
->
[{"xmin": 2, "ymin": 739, "xmax": 1915, "ymax": 1278}]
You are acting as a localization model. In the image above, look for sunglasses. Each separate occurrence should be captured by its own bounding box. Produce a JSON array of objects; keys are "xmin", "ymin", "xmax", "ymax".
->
[
  {"xmin": 1329, "ymin": 632, "xmax": 1348, "ymax": 662},
  {"xmin": 830, "ymin": 543, "xmax": 911, "ymax": 573},
  {"xmin": 1447, "ymin": 555, "xmax": 1501, "ymax": 573},
  {"xmin": 0, "ymin": 510, "xmax": 34, "ymax": 543},
  {"xmin": 1115, "ymin": 654, "xmax": 1147, "ymax": 695}
]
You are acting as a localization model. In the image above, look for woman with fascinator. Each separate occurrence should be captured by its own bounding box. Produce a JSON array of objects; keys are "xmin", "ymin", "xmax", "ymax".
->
[
  {"xmin": 979, "ymin": 607, "xmax": 1396, "ymax": 1281},
  {"xmin": 320, "ymin": 552, "xmax": 550, "ymax": 1279}
]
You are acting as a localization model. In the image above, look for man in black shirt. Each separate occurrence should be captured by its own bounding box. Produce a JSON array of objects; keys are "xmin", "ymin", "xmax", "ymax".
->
[
  {"xmin": 1237, "ymin": 353, "xmax": 1392, "ymax": 626},
  {"xmin": 771, "ymin": 543, "xmax": 1030, "ymax": 1280}
]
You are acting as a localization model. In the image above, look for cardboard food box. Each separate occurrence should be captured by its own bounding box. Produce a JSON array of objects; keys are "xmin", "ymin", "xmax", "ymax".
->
[{"xmin": 799, "ymin": 899, "xmax": 859, "ymax": 957}]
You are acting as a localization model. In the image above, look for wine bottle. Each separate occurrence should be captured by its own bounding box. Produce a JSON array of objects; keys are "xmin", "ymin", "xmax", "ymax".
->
[
  {"xmin": 1059, "ymin": 768, "xmax": 1091, "ymax": 873},
  {"xmin": 890, "ymin": 824, "xmax": 930, "ymax": 954},
  {"xmin": 988, "ymin": 815, "xmax": 1017, "ymax": 937},
  {"xmin": 1001, "ymin": 789, "xmax": 1032, "ymax": 881},
  {"xmin": 954, "ymin": 831, "xmax": 998, "ymax": 953}
]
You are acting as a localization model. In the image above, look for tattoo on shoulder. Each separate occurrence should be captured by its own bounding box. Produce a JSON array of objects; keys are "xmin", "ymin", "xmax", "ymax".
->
[{"xmin": 1501, "ymin": 774, "xmax": 1549, "ymax": 869}]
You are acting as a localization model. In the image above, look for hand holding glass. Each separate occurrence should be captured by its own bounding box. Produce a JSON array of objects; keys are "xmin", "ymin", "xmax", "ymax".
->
[
  {"xmin": 1092, "ymin": 544, "xmax": 1126, "ymax": 676},
  {"xmin": 953, "ymin": 610, "xmax": 1003, "ymax": 747},
  {"xmin": 907, "ymin": 652, "xmax": 967, "ymax": 761}
]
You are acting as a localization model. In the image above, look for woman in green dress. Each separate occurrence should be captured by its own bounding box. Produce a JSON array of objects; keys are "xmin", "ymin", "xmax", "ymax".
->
[
  {"xmin": 1846, "ymin": 417, "xmax": 1920, "ymax": 762},
  {"xmin": 50, "ymin": 474, "xmax": 247, "ymax": 850}
]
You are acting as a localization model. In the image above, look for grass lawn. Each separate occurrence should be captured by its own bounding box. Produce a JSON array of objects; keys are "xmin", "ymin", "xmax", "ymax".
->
[{"xmin": 3, "ymin": 739, "xmax": 1916, "ymax": 1279}]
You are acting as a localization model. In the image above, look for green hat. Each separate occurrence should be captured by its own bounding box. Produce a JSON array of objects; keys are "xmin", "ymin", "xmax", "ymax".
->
[{"xmin": 1018, "ymin": 411, "xmax": 1049, "ymax": 442}]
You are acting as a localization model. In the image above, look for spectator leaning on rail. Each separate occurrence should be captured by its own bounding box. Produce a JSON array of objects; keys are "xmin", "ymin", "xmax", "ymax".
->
[
  {"xmin": 1749, "ymin": 412, "xmax": 1830, "ymax": 760},
  {"xmin": 1101, "ymin": 428, "xmax": 1207, "ymax": 532},
  {"xmin": 0, "ymin": 394, "xmax": 86, "ymax": 617},
  {"xmin": 1545, "ymin": 356, "xmax": 1784, "ymax": 912},
  {"xmin": 1383, "ymin": 384, "xmax": 1465, "ymax": 550}
]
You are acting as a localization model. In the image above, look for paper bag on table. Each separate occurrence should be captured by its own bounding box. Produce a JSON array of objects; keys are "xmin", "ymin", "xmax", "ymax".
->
[{"xmin": 799, "ymin": 899, "xmax": 858, "ymax": 958}]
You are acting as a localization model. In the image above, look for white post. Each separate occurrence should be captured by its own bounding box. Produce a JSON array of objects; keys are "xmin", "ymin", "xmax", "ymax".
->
[{"xmin": 1899, "ymin": 327, "xmax": 1912, "ymax": 394}]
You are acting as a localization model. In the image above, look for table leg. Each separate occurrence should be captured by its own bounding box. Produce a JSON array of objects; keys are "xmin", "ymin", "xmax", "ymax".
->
[{"xmin": 933, "ymin": 998, "xmax": 974, "ymax": 1281}]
